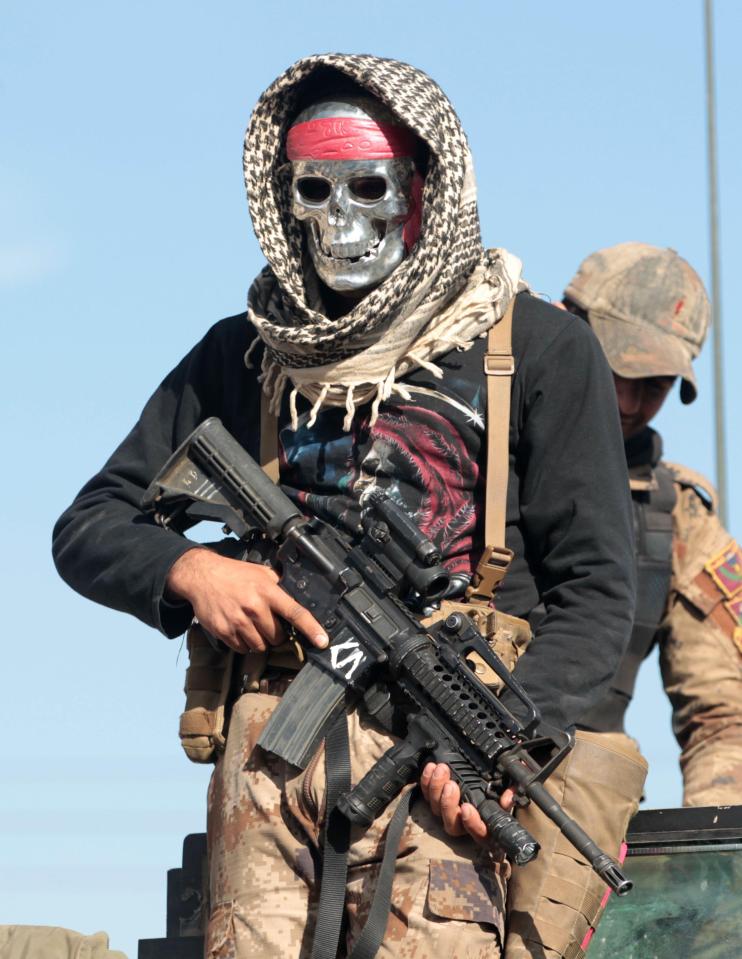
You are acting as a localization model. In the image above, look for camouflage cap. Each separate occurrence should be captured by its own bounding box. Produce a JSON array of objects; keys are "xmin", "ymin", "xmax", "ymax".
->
[{"xmin": 564, "ymin": 242, "xmax": 710, "ymax": 403}]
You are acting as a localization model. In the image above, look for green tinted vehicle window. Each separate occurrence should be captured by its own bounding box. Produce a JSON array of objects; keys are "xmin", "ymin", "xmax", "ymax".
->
[{"xmin": 589, "ymin": 849, "xmax": 742, "ymax": 959}]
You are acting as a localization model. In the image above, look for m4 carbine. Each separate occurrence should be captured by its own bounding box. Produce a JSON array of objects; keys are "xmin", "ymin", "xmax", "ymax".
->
[{"xmin": 144, "ymin": 417, "xmax": 631, "ymax": 895}]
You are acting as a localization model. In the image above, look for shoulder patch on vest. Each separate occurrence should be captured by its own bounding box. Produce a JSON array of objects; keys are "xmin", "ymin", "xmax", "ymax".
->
[
  {"xmin": 663, "ymin": 460, "xmax": 717, "ymax": 513},
  {"xmin": 706, "ymin": 541, "xmax": 742, "ymax": 599},
  {"xmin": 691, "ymin": 540, "xmax": 742, "ymax": 647}
]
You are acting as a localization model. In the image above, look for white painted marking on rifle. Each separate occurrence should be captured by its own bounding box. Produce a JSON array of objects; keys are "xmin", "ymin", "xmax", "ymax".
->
[{"xmin": 330, "ymin": 638, "xmax": 365, "ymax": 680}]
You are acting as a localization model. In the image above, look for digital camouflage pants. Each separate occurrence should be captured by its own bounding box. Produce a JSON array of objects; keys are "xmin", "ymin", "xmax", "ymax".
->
[{"xmin": 206, "ymin": 687, "xmax": 508, "ymax": 958}]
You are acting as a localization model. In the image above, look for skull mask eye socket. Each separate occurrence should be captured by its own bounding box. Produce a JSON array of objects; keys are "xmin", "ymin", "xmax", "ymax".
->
[
  {"xmin": 297, "ymin": 176, "xmax": 332, "ymax": 204},
  {"xmin": 348, "ymin": 176, "xmax": 387, "ymax": 203}
]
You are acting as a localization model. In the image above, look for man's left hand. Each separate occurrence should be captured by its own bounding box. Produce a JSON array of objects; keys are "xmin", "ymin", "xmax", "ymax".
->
[{"xmin": 420, "ymin": 763, "xmax": 515, "ymax": 845}]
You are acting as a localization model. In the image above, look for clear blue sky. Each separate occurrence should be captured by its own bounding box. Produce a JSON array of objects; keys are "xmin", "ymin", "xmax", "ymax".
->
[{"xmin": 2, "ymin": 1, "xmax": 740, "ymax": 955}]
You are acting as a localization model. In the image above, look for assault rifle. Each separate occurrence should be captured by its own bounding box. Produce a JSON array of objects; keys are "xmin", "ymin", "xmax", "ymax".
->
[{"xmin": 144, "ymin": 417, "xmax": 631, "ymax": 894}]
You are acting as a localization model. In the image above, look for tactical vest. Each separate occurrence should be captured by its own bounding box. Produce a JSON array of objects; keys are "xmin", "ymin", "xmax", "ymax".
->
[{"xmin": 579, "ymin": 462, "xmax": 676, "ymax": 733}]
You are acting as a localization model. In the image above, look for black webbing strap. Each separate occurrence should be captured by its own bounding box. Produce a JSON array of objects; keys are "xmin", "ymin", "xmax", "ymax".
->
[
  {"xmin": 311, "ymin": 714, "xmax": 352, "ymax": 959},
  {"xmin": 348, "ymin": 787, "xmax": 416, "ymax": 959}
]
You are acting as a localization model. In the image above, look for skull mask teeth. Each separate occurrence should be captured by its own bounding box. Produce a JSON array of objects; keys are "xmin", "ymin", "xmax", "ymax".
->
[{"xmin": 291, "ymin": 156, "xmax": 415, "ymax": 294}]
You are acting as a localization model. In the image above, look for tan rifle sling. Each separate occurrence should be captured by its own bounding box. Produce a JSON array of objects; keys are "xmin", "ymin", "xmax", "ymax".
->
[
  {"xmin": 260, "ymin": 388, "xmax": 280, "ymax": 482},
  {"xmin": 466, "ymin": 296, "xmax": 516, "ymax": 605}
]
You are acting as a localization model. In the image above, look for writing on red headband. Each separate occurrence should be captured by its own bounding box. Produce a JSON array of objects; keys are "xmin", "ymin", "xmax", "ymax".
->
[{"xmin": 286, "ymin": 117, "xmax": 418, "ymax": 161}]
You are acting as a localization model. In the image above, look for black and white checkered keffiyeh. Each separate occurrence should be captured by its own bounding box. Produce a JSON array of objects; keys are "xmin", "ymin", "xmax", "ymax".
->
[{"xmin": 243, "ymin": 54, "xmax": 525, "ymax": 428}]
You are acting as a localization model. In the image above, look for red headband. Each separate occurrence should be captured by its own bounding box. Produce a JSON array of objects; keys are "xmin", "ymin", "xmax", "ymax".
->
[{"xmin": 286, "ymin": 117, "xmax": 418, "ymax": 161}]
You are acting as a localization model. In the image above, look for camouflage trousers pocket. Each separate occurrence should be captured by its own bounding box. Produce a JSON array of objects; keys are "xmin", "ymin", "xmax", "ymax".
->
[
  {"xmin": 426, "ymin": 858, "xmax": 506, "ymax": 954},
  {"xmin": 205, "ymin": 901, "xmax": 236, "ymax": 959}
]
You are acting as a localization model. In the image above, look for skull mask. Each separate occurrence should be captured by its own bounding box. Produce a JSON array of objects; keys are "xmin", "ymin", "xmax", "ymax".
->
[{"xmin": 287, "ymin": 97, "xmax": 422, "ymax": 295}]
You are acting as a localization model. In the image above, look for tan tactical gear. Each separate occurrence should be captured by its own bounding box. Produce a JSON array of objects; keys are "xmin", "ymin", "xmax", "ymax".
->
[
  {"xmin": 179, "ymin": 624, "xmax": 235, "ymax": 763},
  {"xmin": 503, "ymin": 731, "xmax": 647, "ymax": 959},
  {"xmin": 206, "ymin": 688, "xmax": 506, "ymax": 958},
  {"xmin": 423, "ymin": 600, "xmax": 532, "ymax": 690},
  {"xmin": 449, "ymin": 300, "xmax": 532, "ymax": 686},
  {"xmin": 179, "ymin": 626, "xmax": 308, "ymax": 763},
  {"xmin": 660, "ymin": 463, "xmax": 742, "ymax": 806},
  {"xmin": 564, "ymin": 242, "xmax": 710, "ymax": 403},
  {"xmin": 468, "ymin": 301, "xmax": 515, "ymax": 604},
  {"xmin": 0, "ymin": 926, "xmax": 127, "ymax": 959}
]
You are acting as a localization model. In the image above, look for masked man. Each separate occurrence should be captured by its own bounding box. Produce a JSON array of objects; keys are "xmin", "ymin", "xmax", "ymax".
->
[
  {"xmin": 563, "ymin": 242, "xmax": 742, "ymax": 805},
  {"xmin": 53, "ymin": 56, "xmax": 637, "ymax": 958}
]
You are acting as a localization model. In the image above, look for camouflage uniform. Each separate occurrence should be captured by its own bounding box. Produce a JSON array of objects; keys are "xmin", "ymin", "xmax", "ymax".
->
[
  {"xmin": 661, "ymin": 462, "xmax": 742, "ymax": 806},
  {"xmin": 564, "ymin": 241, "xmax": 742, "ymax": 806},
  {"xmin": 206, "ymin": 677, "xmax": 507, "ymax": 958}
]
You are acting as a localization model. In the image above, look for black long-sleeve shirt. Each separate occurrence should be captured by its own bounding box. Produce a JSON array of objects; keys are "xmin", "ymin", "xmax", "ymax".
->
[{"xmin": 52, "ymin": 292, "xmax": 635, "ymax": 729}]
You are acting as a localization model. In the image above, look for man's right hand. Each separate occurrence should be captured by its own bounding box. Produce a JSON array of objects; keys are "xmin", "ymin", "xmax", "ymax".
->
[{"xmin": 166, "ymin": 548, "xmax": 329, "ymax": 654}]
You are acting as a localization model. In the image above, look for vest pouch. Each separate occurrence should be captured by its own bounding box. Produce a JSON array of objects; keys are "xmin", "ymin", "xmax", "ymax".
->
[
  {"xmin": 422, "ymin": 600, "xmax": 532, "ymax": 692},
  {"xmin": 179, "ymin": 624, "xmax": 237, "ymax": 764},
  {"xmin": 503, "ymin": 731, "xmax": 647, "ymax": 959}
]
